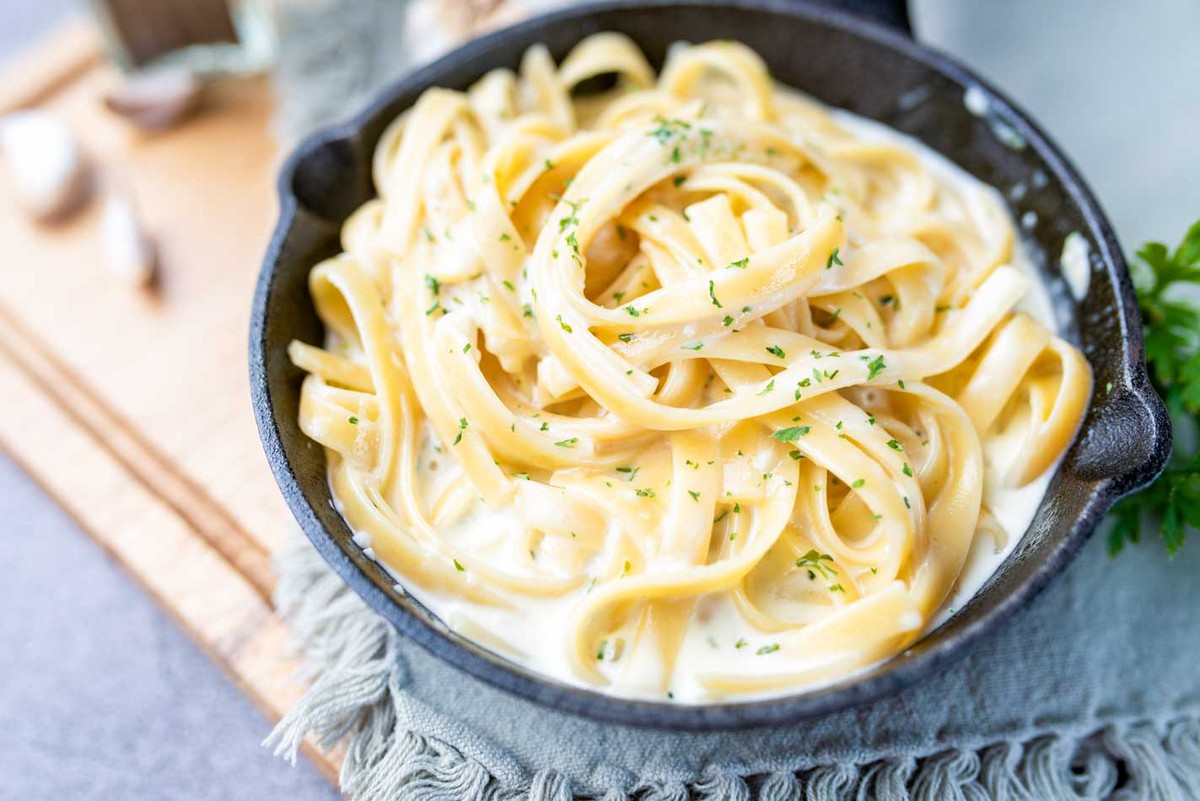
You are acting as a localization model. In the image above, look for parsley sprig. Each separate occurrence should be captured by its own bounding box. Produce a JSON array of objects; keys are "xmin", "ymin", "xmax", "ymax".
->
[{"xmin": 1109, "ymin": 220, "xmax": 1200, "ymax": 556}]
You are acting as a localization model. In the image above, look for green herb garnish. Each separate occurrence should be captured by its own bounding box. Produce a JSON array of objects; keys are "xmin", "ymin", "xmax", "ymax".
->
[
  {"xmin": 708, "ymin": 279, "xmax": 722, "ymax": 308},
  {"xmin": 772, "ymin": 425, "xmax": 811, "ymax": 443},
  {"xmin": 1109, "ymin": 221, "xmax": 1200, "ymax": 555},
  {"xmin": 795, "ymin": 549, "xmax": 837, "ymax": 580}
]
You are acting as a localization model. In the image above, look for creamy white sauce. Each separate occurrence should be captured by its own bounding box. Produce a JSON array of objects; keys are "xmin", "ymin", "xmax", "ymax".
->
[
  {"xmin": 1061, "ymin": 231, "xmax": 1092, "ymax": 300},
  {"xmin": 896, "ymin": 84, "xmax": 934, "ymax": 112},
  {"xmin": 963, "ymin": 84, "xmax": 1026, "ymax": 151},
  {"xmin": 963, "ymin": 85, "xmax": 990, "ymax": 118},
  {"xmin": 346, "ymin": 106, "xmax": 1070, "ymax": 703}
]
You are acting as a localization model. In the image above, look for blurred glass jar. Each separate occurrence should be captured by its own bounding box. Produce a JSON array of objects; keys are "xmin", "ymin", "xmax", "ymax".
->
[{"xmin": 87, "ymin": 0, "xmax": 277, "ymax": 75}]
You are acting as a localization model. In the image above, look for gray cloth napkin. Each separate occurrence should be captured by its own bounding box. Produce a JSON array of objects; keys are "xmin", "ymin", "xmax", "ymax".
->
[
  {"xmin": 265, "ymin": 2, "xmax": 1200, "ymax": 798},
  {"xmin": 269, "ymin": 534, "xmax": 1200, "ymax": 799}
]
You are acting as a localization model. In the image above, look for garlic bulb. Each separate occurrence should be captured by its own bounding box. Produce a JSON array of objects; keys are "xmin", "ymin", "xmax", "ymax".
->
[{"xmin": 0, "ymin": 111, "xmax": 90, "ymax": 221}]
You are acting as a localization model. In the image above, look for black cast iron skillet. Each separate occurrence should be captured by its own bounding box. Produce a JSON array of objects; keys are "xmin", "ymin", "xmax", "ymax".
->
[{"xmin": 251, "ymin": 0, "xmax": 1171, "ymax": 730}]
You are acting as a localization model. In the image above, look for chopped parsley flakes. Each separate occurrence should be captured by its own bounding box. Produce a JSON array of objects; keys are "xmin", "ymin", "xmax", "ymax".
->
[
  {"xmin": 708, "ymin": 279, "xmax": 722, "ymax": 308},
  {"xmin": 771, "ymin": 425, "xmax": 811, "ymax": 443},
  {"xmin": 865, "ymin": 354, "xmax": 887, "ymax": 381},
  {"xmin": 795, "ymin": 550, "xmax": 837, "ymax": 581}
]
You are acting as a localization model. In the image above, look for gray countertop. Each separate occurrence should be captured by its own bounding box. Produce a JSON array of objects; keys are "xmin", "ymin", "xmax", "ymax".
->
[
  {"xmin": 0, "ymin": 458, "xmax": 338, "ymax": 799},
  {"xmin": 1, "ymin": 1, "xmax": 1196, "ymax": 798}
]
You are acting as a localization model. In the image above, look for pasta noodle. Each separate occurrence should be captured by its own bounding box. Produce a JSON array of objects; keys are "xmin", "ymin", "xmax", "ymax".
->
[{"xmin": 290, "ymin": 35, "xmax": 1092, "ymax": 701}]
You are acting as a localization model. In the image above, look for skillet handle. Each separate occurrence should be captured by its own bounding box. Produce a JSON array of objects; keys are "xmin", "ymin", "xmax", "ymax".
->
[
  {"xmin": 1072, "ymin": 371, "xmax": 1172, "ymax": 497},
  {"xmin": 806, "ymin": 0, "xmax": 912, "ymax": 34}
]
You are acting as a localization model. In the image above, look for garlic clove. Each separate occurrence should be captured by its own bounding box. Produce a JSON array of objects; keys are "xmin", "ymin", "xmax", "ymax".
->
[
  {"xmin": 104, "ymin": 70, "xmax": 203, "ymax": 131},
  {"xmin": 0, "ymin": 111, "xmax": 91, "ymax": 222},
  {"xmin": 101, "ymin": 192, "xmax": 157, "ymax": 288}
]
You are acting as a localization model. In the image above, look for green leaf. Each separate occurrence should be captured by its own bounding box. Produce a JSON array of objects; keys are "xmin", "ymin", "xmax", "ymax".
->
[
  {"xmin": 1108, "ymin": 219, "xmax": 1200, "ymax": 556},
  {"xmin": 1174, "ymin": 220, "xmax": 1200, "ymax": 266}
]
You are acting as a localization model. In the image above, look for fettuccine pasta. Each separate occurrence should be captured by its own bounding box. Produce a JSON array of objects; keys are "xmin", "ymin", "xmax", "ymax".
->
[{"xmin": 290, "ymin": 35, "xmax": 1092, "ymax": 701}]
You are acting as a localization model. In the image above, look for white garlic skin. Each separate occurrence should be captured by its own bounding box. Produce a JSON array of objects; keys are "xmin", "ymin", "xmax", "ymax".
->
[
  {"xmin": 101, "ymin": 193, "xmax": 156, "ymax": 287},
  {"xmin": 0, "ymin": 111, "xmax": 90, "ymax": 221}
]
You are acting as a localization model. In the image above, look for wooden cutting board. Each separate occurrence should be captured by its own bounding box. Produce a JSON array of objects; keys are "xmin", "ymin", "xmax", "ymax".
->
[{"xmin": 0, "ymin": 18, "xmax": 338, "ymax": 783}]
